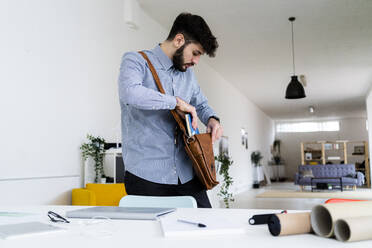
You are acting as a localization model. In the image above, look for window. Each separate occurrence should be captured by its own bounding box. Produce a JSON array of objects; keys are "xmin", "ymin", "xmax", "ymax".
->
[{"xmin": 276, "ymin": 121, "xmax": 340, "ymax": 133}]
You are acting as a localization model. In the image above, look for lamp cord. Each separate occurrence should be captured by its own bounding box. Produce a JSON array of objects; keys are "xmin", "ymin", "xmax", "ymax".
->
[{"xmin": 291, "ymin": 20, "xmax": 296, "ymax": 76}]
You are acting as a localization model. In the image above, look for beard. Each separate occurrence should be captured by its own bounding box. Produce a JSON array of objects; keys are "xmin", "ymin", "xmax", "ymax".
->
[{"xmin": 172, "ymin": 44, "xmax": 191, "ymax": 72}]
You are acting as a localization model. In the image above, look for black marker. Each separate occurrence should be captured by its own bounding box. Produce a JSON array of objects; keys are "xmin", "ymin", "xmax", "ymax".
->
[{"xmin": 177, "ymin": 219, "xmax": 207, "ymax": 228}]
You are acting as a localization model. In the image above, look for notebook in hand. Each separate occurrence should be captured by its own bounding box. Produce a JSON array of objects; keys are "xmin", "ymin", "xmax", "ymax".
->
[
  {"xmin": 66, "ymin": 206, "xmax": 176, "ymax": 220},
  {"xmin": 185, "ymin": 114, "xmax": 200, "ymax": 137},
  {"xmin": 0, "ymin": 222, "xmax": 65, "ymax": 239}
]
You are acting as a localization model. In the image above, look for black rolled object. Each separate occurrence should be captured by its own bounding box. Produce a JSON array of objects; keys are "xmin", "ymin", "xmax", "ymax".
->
[{"xmin": 249, "ymin": 214, "xmax": 275, "ymax": 225}]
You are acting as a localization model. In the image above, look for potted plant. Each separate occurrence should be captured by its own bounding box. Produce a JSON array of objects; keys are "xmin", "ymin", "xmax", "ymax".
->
[
  {"xmin": 273, "ymin": 155, "xmax": 281, "ymax": 165},
  {"xmin": 271, "ymin": 140, "xmax": 284, "ymax": 181},
  {"xmin": 272, "ymin": 140, "xmax": 281, "ymax": 164},
  {"xmin": 80, "ymin": 134, "xmax": 106, "ymax": 183},
  {"xmin": 251, "ymin": 151, "xmax": 263, "ymax": 188},
  {"xmin": 273, "ymin": 140, "xmax": 281, "ymax": 155},
  {"xmin": 215, "ymin": 153, "xmax": 234, "ymax": 208}
]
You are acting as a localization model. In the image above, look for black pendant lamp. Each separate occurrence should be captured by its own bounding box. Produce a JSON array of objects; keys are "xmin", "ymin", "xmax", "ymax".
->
[{"xmin": 285, "ymin": 17, "xmax": 306, "ymax": 99}]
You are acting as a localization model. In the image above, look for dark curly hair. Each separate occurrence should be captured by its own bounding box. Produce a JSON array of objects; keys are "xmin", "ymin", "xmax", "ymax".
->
[{"xmin": 166, "ymin": 13, "xmax": 218, "ymax": 57}]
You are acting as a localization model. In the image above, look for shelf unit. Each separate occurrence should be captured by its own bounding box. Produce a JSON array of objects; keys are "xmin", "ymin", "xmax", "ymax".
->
[
  {"xmin": 301, "ymin": 141, "xmax": 346, "ymax": 165},
  {"xmin": 300, "ymin": 141, "xmax": 370, "ymax": 188},
  {"xmin": 346, "ymin": 141, "xmax": 370, "ymax": 188}
]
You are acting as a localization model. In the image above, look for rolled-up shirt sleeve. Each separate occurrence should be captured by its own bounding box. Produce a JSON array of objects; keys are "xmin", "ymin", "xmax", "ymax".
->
[
  {"xmin": 118, "ymin": 52, "xmax": 177, "ymax": 110},
  {"xmin": 189, "ymin": 72, "xmax": 217, "ymax": 125}
]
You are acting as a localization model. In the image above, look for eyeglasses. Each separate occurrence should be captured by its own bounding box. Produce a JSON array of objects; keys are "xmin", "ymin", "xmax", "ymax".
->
[{"xmin": 48, "ymin": 211, "xmax": 70, "ymax": 223}]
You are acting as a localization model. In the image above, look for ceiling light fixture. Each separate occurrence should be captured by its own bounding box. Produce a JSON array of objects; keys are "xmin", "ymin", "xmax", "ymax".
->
[{"xmin": 285, "ymin": 17, "xmax": 306, "ymax": 99}]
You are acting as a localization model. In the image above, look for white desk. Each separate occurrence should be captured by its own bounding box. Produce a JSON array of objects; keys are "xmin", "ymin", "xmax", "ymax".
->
[{"xmin": 0, "ymin": 206, "xmax": 369, "ymax": 248}]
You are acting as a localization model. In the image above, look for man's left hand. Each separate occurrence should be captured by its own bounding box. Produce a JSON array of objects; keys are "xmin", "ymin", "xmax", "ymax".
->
[{"xmin": 206, "ymin": 118, "xmax": 223, "ymax": 144}]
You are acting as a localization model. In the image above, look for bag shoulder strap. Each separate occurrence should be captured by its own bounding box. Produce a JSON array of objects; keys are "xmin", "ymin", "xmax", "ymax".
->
[{"xmin": 138, "ymin": 51, "xmax": 187, "ymax": 134}]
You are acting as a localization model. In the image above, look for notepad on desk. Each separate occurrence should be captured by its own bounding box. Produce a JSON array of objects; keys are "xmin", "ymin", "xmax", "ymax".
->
[
  {"xmin": 0, "ymin": 222, "xmax": 65, "ymax": 239},
  {"xmin": 159, "ymin": 212, "xmax": 245, "ymax": 237}
]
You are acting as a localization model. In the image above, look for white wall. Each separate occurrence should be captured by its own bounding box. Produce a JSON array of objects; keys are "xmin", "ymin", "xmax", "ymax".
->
[
  {"xmin": 194, "ymin": 63, "xmax": 275, "ymax": 206},
  {"xmin": 0, "ymin": 0, "xmax": 274, "ymax": 206},
  {"xmin": 0, "ymin": 0, "xmax": 167, "ymax": 205},
  {"xmin": 367, "ymin": 89, "xmax": 372, "ymax": 184},
  {"xmin": 276, "ymin": 117, "xmax": 368, "ymax": 180}
]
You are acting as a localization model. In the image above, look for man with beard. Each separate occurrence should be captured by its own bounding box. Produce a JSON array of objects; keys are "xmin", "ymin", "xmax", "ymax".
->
[{"xmin": 118, "ymin": 13, "xmax": 223, "ymax": 208}]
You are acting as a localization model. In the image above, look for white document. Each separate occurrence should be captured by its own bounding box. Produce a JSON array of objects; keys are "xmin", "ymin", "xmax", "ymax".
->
[
  {"xmin": 0, "ymin": 222, "xmax": 65, "ymax": 239},
  {"xmin": 159, "ymin": 212, "xmax": 245, "ymax": 237}
]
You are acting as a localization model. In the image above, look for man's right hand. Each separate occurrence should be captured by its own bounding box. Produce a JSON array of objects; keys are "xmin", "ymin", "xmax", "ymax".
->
[{"xmin": 175, "ymin": 97, "xmax": 198, "ymax": 130}]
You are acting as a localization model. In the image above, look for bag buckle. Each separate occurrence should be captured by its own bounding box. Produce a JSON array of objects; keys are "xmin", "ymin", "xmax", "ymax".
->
[{"xmin": 187, "ymin": 136, "xmax": 196, "ymax": 144}]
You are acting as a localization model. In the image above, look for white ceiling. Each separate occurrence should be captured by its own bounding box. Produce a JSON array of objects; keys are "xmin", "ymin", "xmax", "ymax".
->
[{"xmin": 137, "ymin": 0, "xmax": 372, "ymax": 120}]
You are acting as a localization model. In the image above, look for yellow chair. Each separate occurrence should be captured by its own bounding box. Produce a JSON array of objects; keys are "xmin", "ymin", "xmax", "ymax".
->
[{"xmin": 72, "ymin": 183, "xmax": 127, "ymax": 206}]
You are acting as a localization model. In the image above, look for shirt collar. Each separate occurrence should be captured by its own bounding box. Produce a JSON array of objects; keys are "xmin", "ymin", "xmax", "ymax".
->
[{"xmin": 152, "ymin": 44, "xmax": 173, "ymax": 70}]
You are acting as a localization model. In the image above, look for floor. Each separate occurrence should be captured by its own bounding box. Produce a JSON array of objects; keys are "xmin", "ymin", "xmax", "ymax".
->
[{"xmin": 230, "ymin": 182, "xmax": 333, "ymax": 210}]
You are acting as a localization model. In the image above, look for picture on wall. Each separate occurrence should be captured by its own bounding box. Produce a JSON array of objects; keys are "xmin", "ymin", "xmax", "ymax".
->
[
  {"xmin": 217, "ymin": 136, "xmax": 229, "ymax": 173},
  {"xmin": 219, "ymin": 136, "xmax": 229, "ymax": 156},
  {"xmin": 241, "ymin": 128, "xmax": 248, "ymax": 149}
]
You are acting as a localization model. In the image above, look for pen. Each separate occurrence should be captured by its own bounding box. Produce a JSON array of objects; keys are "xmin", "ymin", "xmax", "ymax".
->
[{"xmin": 177, "ymin": 219, "xmax": 207, "ymax": 228}]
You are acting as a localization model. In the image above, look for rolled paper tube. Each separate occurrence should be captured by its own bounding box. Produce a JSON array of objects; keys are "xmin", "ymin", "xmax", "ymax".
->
[
  {"xmin": 268, "ymin": 212, "xmax": 311, "ymax": 236},
  {"xmin": 311, "ymin": 201, "xmax": 372, "ymax": 238},
  {"xmin": 334, "ymin": 216, "xmax": 372, "ymax": 242}
]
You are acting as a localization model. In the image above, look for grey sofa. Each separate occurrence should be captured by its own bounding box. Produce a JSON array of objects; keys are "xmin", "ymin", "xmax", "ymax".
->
[{"xmin": 294, "ymin": 164, "xmax": 364, "ymax": 190}]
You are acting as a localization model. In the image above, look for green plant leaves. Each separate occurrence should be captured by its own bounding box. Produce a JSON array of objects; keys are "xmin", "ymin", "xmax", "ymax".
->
[
  {"xmin": 215, "ymin": 154, "xmax": 234, "ymax": 208},
  {"xmin": 251, "ymin": 151, "xmax": 263, "ymax": 167},
  {"xmin": 80, "ymin": 134, "xmax": 106, "ymax": 183}
]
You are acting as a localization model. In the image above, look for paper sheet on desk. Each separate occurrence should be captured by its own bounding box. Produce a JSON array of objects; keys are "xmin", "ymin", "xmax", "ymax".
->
[
  {"xmin": 0, "ymin": 212, "xmax": 42, "ymax": 225},
  {"xmin": 159, "ymin": 212, "xmax": 245, "ymax": 237},
  {"xmin": 0, "ymin": 212, "xmax": 36, "ymax": 217},
  {"xmin": 0, "ymin": 222, "xmax": 65, "ymax": 239}
]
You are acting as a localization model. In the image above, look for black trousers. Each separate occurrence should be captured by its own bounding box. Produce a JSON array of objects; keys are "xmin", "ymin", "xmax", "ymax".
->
[{"xmin": 124, "ymin": 171, "xmax": 212, "ymax": 208}]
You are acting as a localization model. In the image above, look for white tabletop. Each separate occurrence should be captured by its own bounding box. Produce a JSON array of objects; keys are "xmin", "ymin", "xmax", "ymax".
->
[{"xmin": 0, "ymin": 205, "xmax": 370, "ymax": 248}]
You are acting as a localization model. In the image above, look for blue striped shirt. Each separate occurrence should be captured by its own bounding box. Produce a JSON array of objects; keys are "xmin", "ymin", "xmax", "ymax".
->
[{"xmin": 118, "ymin": 45, "xmax": 216, "ymax": 185}]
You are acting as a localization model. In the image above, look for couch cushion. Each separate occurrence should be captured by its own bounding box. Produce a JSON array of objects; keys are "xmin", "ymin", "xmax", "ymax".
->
[
  {"xmin": 298, "ymin": 164, "xmax": 356, "ymax": 178},
  {"xmin": 299, "ymin": 177, "xmax": 358, "ymax": 186},
  {"xmin": 341, "ymin": 177, "xmax": 358, "ymax": 185},
  {"xmin": 300, "ymin": 169, "xmax": 314, "ymax": 177},
  {"xmin": 298, "ymin": 177, "xmax": 312, "ymax": 185},
  {"xmin": 345, "ymin": 173, "xmax": 357, "ymax": 178}
]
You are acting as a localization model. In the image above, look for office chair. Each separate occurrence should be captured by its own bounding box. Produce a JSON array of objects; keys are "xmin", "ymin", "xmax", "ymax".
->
[
  {"xmin": 119, "ymin": 195, "xmax": 197, "ymax": 208},
  {"xmin": 72, "ymin": 183, "xmax": 127, "ymax": 206}
]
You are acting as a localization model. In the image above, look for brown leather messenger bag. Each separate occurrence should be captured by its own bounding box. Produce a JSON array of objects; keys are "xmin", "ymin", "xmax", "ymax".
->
[{"xmin": 139, "ymin": 51, "xmax": 219, "ymax": 190}]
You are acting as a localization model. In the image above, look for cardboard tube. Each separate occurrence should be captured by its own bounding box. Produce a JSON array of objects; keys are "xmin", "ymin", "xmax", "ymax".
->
[
  {"xmin": 311, "ymin": 201, "xmax": 372, "ymax": 238},
  {"xmin": 268, "ymin": 212, "xmax": 311, "ymax": 236},
  {"xmin": 334, "ymin": 216, "xmax": 372, "ymax": 242}
]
